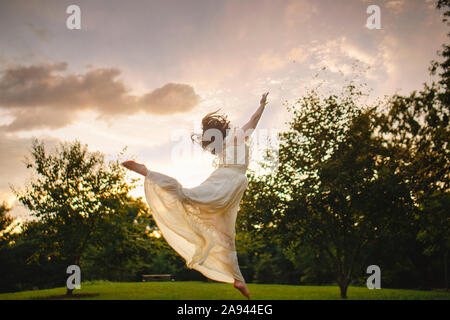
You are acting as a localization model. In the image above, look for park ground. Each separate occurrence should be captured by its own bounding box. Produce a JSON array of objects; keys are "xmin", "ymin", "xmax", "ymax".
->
[{"xmin": 0, "ymin": 281, "xmax": 449, "ymax": 300}]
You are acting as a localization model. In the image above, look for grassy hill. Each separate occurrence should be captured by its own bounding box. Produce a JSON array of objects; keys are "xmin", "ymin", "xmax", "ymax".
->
[{"xmin": 0, "ymin": 281, "xmax": 449, "ymax": 300}]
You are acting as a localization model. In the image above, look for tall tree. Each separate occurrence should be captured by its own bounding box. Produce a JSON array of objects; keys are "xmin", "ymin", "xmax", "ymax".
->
[
  {"xmin": 246, "ymin": 83, "xmax": 412, "ymax": 298},
  {"xmin": 11, "ymin": 139, "xmax": 136, "ymax": 295},
  {"xmin": 377, "ymin": 1, "xmax": 450, "ymax": 289}
]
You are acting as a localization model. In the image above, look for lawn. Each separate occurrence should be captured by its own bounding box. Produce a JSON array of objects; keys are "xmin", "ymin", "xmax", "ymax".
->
[{"xmin": 0, "ymin": 281, "xmax": 449, "ymax": 300}]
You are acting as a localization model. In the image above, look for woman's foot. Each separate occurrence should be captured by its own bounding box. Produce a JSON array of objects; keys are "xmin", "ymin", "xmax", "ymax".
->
[
  {"xmin": 233, "ymin": 279, "xmax": 251, "ymax": 300},
  {"xmin": 121, "ymin": 160, "xmax": 148, "ymax": 176}
]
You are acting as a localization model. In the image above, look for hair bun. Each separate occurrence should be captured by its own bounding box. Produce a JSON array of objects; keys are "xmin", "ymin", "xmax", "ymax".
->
[{"xmin": 193, "ymin": 110, "xmax": 231, "ymax": 155}]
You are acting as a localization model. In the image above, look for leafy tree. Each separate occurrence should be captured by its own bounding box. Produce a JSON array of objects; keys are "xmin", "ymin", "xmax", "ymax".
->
[
  {"xmin": 432, "ymin": 0, "xmax": 450, "ymax": 92},
  {"xmin": 380, "ymin": 84, "xmax": 448, "ymax": 200},
  {"xmin": 238, "ymin": 1, "xmax": 450, "ymax": 295},
  {"xmin": 378, "ymin": 83, "xmax": 449, "ymax": 289},
  {"xmin": 237, "ymin": 170, "xmax": 296, "ymax": 284},
  {"xmin": 417, "ymin": 191, "xmax": 450, "ymax": 289},
  {"xmin": 81, "ymin": 196, "xmax": 154, "ymax": 282},
  {"xmin": 375, "ymin": 1, "xmax": 450, "ymax": 289},
  {"xmin": 11, "ymin": 139, "xmax": 137, "ymax": 295},
  {"xmin": 283, "ymin": 241, "xmax": 335, "ymax": 285},
  {"xmin": 282, "ymin": 85, "xmax": 382, "ymax": 298},
  {"xmin": 244, "ymin": 82, "xmax": 415, "ymax": 298},
  {"xmin": 0, "ymin": 202, "xmax": 15, "ymax": 248}
]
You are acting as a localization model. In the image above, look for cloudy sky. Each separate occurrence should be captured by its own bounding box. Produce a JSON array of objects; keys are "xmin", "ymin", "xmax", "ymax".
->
[{"xmin": 0, "ymin": 0, "xmax": 448, "ymax": 219}]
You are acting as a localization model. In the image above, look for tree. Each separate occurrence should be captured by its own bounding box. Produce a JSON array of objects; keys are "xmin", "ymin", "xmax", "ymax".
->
[
  {"xmin": 432, "ymin": 0, "xmax": 450, "ymax": 92},
  {"xmin": 237, "ymin": 170, "xmax": 302, "ymax": 285},
  {"xmin": 416, "ymin": 191, "xmax": 450, "ymax": 289},
  {"xmin": 0, "ymin": 202, "xmax": 15, "ymax": 248},
  {"xmin": 375, "ymin": 1, "xmax": 450, "ymax": 289},
  {"xmin": 378, "ymin": 83, "xmax": 449, "ymax": 289},
  {"xmin": 236, "ymin": 1, "xmax": 450, "ymax": 294},
  {"xmin": 11, "ymin": 139, "xmax": 137, "ymax": 295},
  {"xmin": 81, "ymin": 196, "xmax": 154, "ymax": 282},
  {"xmin": 247, "ymin": 82, "xmax": 413, "ymax": 298}
]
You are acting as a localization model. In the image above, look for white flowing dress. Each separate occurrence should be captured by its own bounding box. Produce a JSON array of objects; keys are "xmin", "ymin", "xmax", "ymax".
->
[{"xmin": 144, "ymin": 129, "xmax": 250, "ymax": 283}]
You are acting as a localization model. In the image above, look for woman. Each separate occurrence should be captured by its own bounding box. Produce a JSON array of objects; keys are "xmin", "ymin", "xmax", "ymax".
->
[{"xmin": 122, "ymin": 92, "xmax": 269, "ymax": 299}]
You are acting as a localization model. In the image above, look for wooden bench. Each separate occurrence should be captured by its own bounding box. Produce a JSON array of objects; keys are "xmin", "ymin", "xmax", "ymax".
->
[{"xmin": 141, "ymin": 274, "xmax": 173, "ymax": 282}]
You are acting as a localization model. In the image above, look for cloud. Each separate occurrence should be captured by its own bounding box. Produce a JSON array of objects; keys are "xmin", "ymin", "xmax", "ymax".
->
[
  {"xmin": 136, "ymin": 83, "xmax": 202, "ymax": 115},
  {"xmin": 257, "ymin": 47, "xmax": 309, "ymax": 72},
  {"xmin": 284, "ymin": 0, "xmax": 318, "ymax": 27},
  {"xmin": 385, "ymin": 0, "xmax": 406, "ymax": 13},
  {"xmin": 0, "ymin": 62, "xmax": 201, "ymax": 131},
  {"xmin": 0, "ymin": 125, "xmax": 61, "ymax": 218},
  {"xmin": 26, "ymin": 23, "xmax": 49, "ymax": 41},
  {"xmin": 258, "ymin": 51, "xmax": 289, "ymax": 71}
]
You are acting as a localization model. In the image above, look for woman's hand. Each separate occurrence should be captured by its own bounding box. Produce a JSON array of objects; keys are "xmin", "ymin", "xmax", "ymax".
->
[
  {"xmin": 242, "ymin": 92, "xmax": 269, "ymax": 133},
  {"xmin": 260, "ymin": 92, "xmax": 269, "ymax": 107}
]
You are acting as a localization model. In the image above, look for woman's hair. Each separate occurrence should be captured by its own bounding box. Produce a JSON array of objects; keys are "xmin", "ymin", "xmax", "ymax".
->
[{"xmin": 191, "ymin": 109, "xmax": 230, "ymax": 155}]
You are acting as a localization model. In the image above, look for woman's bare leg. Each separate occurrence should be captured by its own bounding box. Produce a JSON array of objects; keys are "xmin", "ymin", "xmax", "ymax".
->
[
  {"xmin": 121, "ymin": 160, "xmax": 148, "ymax": 176},
  {"xmin": 233, "ymin": 279, "xmax": 251, "ymax": 300}
]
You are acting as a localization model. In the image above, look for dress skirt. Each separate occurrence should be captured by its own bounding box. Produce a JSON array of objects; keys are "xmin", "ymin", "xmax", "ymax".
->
[{"xmin": 144, "ymin": 166, "xmax": 248, "ymax": 283}]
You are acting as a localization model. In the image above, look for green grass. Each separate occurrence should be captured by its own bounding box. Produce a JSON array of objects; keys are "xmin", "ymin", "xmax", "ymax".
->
[{"xmin": 0, "ymin": 281, "xmax": 448, "ymax": 300}]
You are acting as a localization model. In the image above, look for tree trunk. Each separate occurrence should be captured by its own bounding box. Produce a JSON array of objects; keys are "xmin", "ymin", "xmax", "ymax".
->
[
  {"xmin": 337, "ymin": 276, "xmax": 350, "ymax": 299},
  {"xmin": 66, "ymin": 255, "xmax": 81, "ymax": 296},
  {"xmin": 444, "ymin": 250, "xmax": 448, "ymax": 291}
]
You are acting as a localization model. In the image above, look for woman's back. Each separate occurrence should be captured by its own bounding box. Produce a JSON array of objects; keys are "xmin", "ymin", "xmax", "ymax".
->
[{"xmin": 216, "ymin": 127, "xmax": 250, "ymax": 171}]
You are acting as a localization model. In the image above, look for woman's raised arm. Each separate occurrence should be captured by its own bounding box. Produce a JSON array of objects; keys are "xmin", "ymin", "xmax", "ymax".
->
[{"xmin": 241, "ymin": 92, "xmax": 269, "ymax": 134}]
